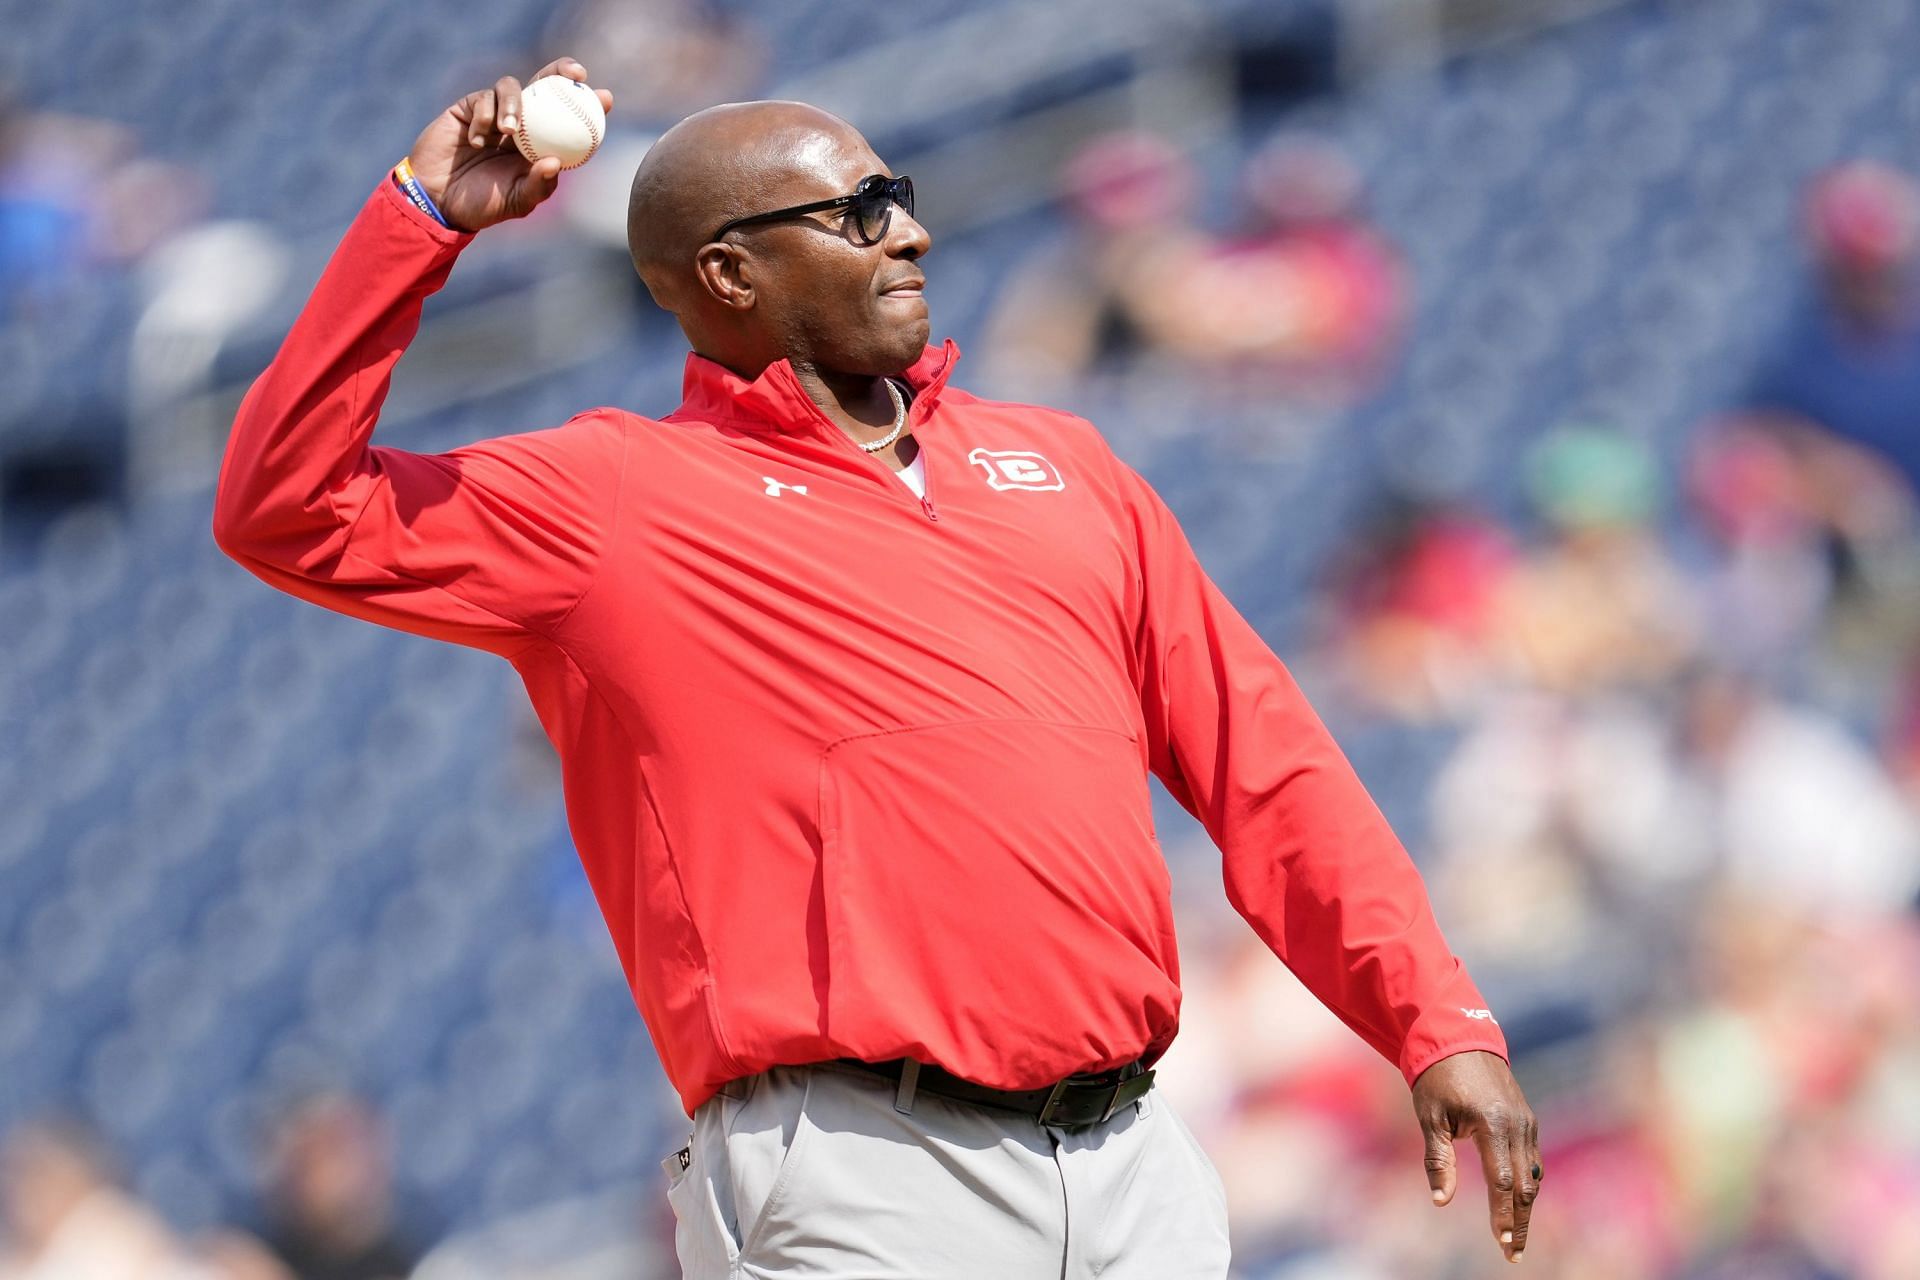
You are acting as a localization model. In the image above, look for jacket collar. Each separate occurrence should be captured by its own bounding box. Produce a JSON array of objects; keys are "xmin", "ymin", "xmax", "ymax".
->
[{"xmin": 673, "ymin": 339, "xmax": 961, "ymax": 434}]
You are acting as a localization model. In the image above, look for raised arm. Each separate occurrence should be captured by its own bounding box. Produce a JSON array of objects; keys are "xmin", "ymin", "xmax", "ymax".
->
[
  {"xmin": 212, "ymin": 60, "xmax": 624, "ymax": 657},
  {"xmin": 1116, "ymin": 458, "xmax": 1541, "ymax": 1261}
]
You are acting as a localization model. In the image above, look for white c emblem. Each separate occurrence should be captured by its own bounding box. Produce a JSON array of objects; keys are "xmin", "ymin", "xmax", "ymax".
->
[{"xmin": 968, "ymin": 448, "xmax": 1064, "ymax": 492}]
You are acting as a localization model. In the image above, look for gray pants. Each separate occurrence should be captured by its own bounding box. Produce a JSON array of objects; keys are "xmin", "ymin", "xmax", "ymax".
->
[{"xmin": 660, "ymin": 1061, "xmax": 1231, "ymax": 1279}]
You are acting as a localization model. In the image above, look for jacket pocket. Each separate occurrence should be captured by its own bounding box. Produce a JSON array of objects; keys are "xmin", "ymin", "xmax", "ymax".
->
[{"xmin": 817, "ymin": 718, "xmax": 1180, "ymax": 1086}]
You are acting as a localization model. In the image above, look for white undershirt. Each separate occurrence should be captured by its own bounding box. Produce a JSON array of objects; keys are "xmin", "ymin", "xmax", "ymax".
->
[{"xmin": 891, "ymin": 451, "xmax": 927, "ymax": 498}]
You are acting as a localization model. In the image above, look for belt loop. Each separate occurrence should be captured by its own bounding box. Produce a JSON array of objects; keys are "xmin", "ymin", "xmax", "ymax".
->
[{"xmin": 893, "ymin": 1059, "xmax": 921, "ymax": 1115}]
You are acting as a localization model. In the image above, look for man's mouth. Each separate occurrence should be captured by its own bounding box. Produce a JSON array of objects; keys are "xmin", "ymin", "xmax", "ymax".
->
[{"xmin": 880, "ymin": 275, "xmax": 926, "ymax": 298}]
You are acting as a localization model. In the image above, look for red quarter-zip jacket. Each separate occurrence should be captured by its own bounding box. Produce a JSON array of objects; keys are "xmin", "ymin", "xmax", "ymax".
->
[{"xmin": 213, "ymin": 179, "xmax": 1508, "ymax": 1115}]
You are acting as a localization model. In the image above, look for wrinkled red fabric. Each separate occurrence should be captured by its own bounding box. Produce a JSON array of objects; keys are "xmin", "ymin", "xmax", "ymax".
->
[{"xmin": 214, "ymin": 181, "xmax": 1508, "ymax": 1114}]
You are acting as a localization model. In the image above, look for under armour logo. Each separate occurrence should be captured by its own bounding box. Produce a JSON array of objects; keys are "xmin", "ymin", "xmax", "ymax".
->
[{"xmin": 762, "ymin": 477, "xmax": 809, "ymax": 497}]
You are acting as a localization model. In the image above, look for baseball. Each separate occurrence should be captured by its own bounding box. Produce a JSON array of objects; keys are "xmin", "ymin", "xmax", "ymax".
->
[{"xmin": 514, "ymin": 74, "xmax": 606, "ymax": 170}]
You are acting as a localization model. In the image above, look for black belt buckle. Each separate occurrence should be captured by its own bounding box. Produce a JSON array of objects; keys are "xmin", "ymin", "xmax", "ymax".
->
[{"xmin": 1038, "ymin": 1062, "xmax": 1154, "ymax": 1128}]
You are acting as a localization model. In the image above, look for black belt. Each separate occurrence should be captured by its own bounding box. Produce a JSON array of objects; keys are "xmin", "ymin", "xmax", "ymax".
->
[{"xmin": 837, "ymin": 1057, "xmax": 1154, "ymax": 1129}]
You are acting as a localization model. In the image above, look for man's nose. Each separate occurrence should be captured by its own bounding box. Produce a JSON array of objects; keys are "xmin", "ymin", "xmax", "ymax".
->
[{"xmin": 888, "ymin": 208, "xmax": 932, "ymax": 259}]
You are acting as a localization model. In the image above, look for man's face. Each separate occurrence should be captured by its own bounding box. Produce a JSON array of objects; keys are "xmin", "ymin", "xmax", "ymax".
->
[{"xmin": 731, "ymin": 128, "xmax": 933, "ymax": 376}]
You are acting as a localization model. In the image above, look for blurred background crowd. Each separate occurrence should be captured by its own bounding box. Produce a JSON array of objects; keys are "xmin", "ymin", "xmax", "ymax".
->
[{"xmin": 5, "ymin": 0, "xmax": 1920, "ymax": 1276}]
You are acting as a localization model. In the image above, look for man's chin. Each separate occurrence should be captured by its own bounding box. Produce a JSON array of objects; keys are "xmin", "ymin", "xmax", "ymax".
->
[
  {"xmin": 892, "ymin": 319, "xmax": 933, "ymax": 367},
  {"xmin": 864, "ymin": 330, "xmax": 933, "ymax": 377},
  {"xmin": 826, "ymin": 322, "xmax": 934, "ymax": 378}
]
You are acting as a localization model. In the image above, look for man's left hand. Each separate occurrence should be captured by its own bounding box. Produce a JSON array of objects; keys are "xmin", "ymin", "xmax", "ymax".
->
[{"xmin": 1411, "ymin": 1049, "xmax": 1541, "ymax": 1264}]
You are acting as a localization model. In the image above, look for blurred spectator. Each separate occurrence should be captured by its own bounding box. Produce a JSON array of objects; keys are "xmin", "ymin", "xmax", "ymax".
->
[
  {"xmin": 1749, "ymin": 161, "xmax": 1920, "ymax": 494},
  {"xmin": 979, "ymin": 130, "xmax": 1209, "ymax": 395},
  {"xmin": 1312, "ymin": 498, "xmax": 1518, "ymax": 719},
  {"xmin": 0, "ymin": 84, "xmax": 208, "ymax": 530},
  {"xmin": 1684, "ymin": 422, "xmax": 1836, "ymax": 679},
  {"xmin": 1678, "ymin": 666, "xmax": 1920, "ymax": 914},
  {"xmin": 1498, "ymin": 423, "xmax": 1700, "ymax": 693},
  {"xmin": 0, "ymin": 1117, "xmax": 206, "ymax": 1279},
  {"xmin": 1736, "ymin": 164, "xmax": 1920, "ymax": 711},
  {"xmin": 1428, "ymin": 687, "xmax": 1710, "ymax": 987},
  {"xmin": 260, "ymin": 1096, "xmax": 419, "ymax": 1280},
  {"xmin": 1689, "ymin": 414, "xmax": 1920, "ymax": 723},
  {"xmin": 1658, "ymin": 894, "xmax": 1920, "ymax": 1277},
  {"xmin": 1154, "ymin": 133, "xmax": 1408, "ymax": 401},
  {"xmin": 0, "ymin": 91, "xmax": 86, "ymax": 318},
  {"xmin": 0, "ymin": 90, "xmax": 204, "ymax": 317},
  {"xmin": 981, "ymin": 130, "xmax": 1406, "ymax": 412},
  {"xmin": 1426, "ymin": 658, "xmax": 1919, "ymax": 981}
]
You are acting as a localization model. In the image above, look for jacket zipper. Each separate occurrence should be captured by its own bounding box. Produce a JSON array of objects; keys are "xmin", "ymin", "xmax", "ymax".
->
[
  {"xmin": 813, "ymin": 397, "xmax": 942, "ymax": 523},
  {"xmin": 913, "ymin": 450, "xmax": 940, "ymax": 522},
  {"xmin": 894, "ymin": 383, "xmax": 941, "ymax": 521}
]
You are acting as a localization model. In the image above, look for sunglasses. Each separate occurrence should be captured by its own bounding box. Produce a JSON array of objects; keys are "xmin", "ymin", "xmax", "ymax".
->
[{"xmin": 710, "ymin": 173, "xmax": 916, "ymax": 247}]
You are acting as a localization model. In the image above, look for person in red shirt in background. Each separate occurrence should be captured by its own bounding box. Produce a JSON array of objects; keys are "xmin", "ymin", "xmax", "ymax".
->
[
  {"xmin": 212, "ymin": 57, "xmax": 1541, "ymax": 1278},
  {"xmin": 977, "ymin": 130, "xmax": 1406, "ymax": 414},
  {"xmin": 1143, "ymin": 133, "xmax": 1408, "ymax": 404}
]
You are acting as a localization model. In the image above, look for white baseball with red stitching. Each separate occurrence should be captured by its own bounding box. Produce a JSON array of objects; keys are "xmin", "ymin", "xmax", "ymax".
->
[{"xmin": 514, "ymin": 75, "xmax": 605, "ymax": 170}]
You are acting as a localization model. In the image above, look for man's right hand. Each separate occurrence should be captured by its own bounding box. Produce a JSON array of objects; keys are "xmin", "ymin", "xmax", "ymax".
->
[{"xmin": 404, "ymin": 57, "xmax": 615, "ymax": 233}]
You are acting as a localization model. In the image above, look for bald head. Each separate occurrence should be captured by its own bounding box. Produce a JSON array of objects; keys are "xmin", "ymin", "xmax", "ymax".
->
[
  {"xmin": 624, "ymin": 100, "xmax": 933, "ymax": 380},
  {"xmin": 627, "ymin": 100, "xmax": 870, "ymax": 306}
]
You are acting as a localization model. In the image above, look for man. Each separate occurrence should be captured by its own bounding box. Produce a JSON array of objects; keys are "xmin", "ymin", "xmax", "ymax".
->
[
  {"xmin": 213, "ymin": 58, "xmax": 1542, "ymax": 1278},
  {"xmin": 259, "ymin": 1094, "xmax": 419, "ymax": 1280},
  {"xmin": 1750, "ymin": 160, "xmax": 1920, "ymax": 494}
]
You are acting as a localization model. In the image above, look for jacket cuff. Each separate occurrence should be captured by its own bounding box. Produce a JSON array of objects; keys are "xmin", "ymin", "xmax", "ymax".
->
[
  {"xmin": 373, "ymin": 171, "xmax": 478, "ymax": 248},
  {"xmin": 1398, "ymin": 1005, "xmax": 1511, "ymax": 1087}
]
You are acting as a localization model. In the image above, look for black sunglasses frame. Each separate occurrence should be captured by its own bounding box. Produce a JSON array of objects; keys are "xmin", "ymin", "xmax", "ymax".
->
[{"xmin": 710, "ymin": 174, "xmax": 915, "ymax": 247}]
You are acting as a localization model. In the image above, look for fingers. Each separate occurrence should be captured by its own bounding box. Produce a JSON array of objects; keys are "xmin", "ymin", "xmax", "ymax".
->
[
  {"xmin": 1513, "ymin": 1114, "xmax": 1542, "ymax": 1258},
  {"xmin": 459, "ymin": 60, "xmax": 607, "ymax": 151},
  {"xmin": 493, "ymin": 74, "xmax": 522, "ymax": 144},
  {"xmin": 533, "ymin": 55, "xmax": 588, "ymax": 83},
  {"xmin": 466, "ymin": 92, "xmax": 491, "ymax": 147},
  {"xmin": 427, "ymin": 58, "xmax": 597, "ymax": 231},
  {"xmin": 1471, "ymin": 1124, "xmax": 1515, "ymax": 1259},
  {"xmin": 1411, "ymin": 1054, "xmax": 1542, "ymax": 1263},
  {"xmin": 508, "ymin": 156, "xmax": 565, "ymax": 217},
  {"xmin": 461, "ymin": 75, "xmax": 525, "ymax": 150},
  {"xmin": 1425, "ymin": 1108, "xmax": 1537, "ymax": 1263},
  {"xmin": 532, "ymin": 56, "xmax": 612, "ymax": 114},
  {"xmin": 1472, "ymin": 1121, "xmax": 1528, "ymax": 1264},
  {"xmin": 1423, "ymin": 1119, "xmax": 1458, "ymax": 1207},
  {"xmin": 1527, "ymin": 1119, "xmax": 1544, "ymax": 1195}
]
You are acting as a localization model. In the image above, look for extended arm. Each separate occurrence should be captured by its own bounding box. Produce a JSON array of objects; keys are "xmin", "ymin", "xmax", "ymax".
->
[
  {"xmin": 1117, "ymin": 458, "xmax": 1540, "ymax": 1261},
  {"xmin": 212, "ymin": 60, "xmax": 624, "ymax": 656}
]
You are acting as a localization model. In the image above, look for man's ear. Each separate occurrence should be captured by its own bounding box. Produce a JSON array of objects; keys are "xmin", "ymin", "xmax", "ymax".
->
[{"xmin": 695, "ymin": 243, "xmax": 755, "ymax": 310}]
